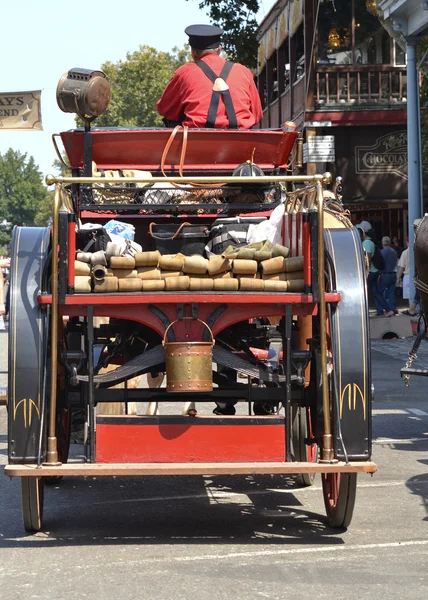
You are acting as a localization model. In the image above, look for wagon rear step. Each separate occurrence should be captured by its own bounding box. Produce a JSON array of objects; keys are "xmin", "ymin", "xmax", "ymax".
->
[{"xmin": 5, "ymin": 461, "xmax": 377, "ymax": 478}]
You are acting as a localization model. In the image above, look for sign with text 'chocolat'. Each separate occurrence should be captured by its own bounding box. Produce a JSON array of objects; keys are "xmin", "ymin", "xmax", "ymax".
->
[
  {"xmin": 0, "ymin": 91, "xmax": 42, "ymax": 130},
  {"xmin": 355, "ymin": 131, "xmax": 407, "ymax": 180}
]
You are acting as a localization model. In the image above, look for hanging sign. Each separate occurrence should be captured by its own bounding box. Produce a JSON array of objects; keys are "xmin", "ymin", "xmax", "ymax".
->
[{"xmin": 0, "ymin": 91, "xmax": 42, "ymax": 130}]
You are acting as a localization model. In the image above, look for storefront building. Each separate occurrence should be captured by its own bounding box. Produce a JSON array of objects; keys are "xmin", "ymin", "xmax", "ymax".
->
[{"xmin": 256, "ymin": 0, "xmax": 419, "ymax": 245}]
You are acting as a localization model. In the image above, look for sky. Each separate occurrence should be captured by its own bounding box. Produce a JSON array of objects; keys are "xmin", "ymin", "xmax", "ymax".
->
[{"xmin": 0, "ymin": 0, "xmax": 275, "ymax": 183}]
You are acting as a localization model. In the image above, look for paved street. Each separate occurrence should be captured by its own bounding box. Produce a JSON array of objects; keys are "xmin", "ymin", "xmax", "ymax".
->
[{"xmin": 0, "ymin": 329, "xmax": 428, "ymax": 599}]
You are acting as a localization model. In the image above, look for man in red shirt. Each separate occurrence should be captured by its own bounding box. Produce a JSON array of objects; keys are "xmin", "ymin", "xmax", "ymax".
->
[{"xmin": 157, "ymin": 24, "xmax": 262, "ymax": 129}]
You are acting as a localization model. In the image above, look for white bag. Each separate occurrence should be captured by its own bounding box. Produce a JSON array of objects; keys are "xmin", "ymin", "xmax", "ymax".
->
[{"xmin": 247, "ymin": 203, "xmax": 285, "ymax": 246}]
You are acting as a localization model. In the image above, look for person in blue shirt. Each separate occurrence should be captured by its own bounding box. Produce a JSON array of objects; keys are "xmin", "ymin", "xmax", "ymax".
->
[
  {"xmin": 379, "ymin": 236, "xmax": 398, "ymax": 313},
  {"xmin": 357, "ymin": 221, "xmax": 394, "ymax": 318}
]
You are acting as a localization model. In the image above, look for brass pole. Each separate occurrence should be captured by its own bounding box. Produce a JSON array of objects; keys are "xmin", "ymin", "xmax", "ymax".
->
[
  {"xmin": 45, "ymin": 174, "xmax": 332, "ymax": 186},
  {"xmin": 45, "ymin": 184, "xmax": 61, "ymax": 465},
  {"xmin": 316, "ymin": 181, "xmax": 334, "ymax": 462}
]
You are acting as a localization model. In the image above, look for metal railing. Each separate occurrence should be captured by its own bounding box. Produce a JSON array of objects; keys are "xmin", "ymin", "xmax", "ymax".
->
[{"xmin": 315, "ymin": 65, "xmax": 407, "ymax": 107}]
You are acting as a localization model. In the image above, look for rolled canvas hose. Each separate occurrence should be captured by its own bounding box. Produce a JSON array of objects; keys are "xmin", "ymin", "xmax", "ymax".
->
[
  {"xmin": 93, "ymin": 277, "xmax": 119, "ymax": 292},
  {"xmin": 75, "ymin": 260, "xmax": 91, "ymax": 276},
  {"xmin": 189, "ymin": 277, "xmax": 214, "ymax": 291},
  {"xmin": 232, "ymin": 259, "xmax": 258, "ymax": 275},
  {"xmin": 183, "ymin": 255, "xmax": 208, "ymax": 274},
  {"xmin": 141, "ymin": 279, "xmax": 166, "ymax": 291},
  {"xmin": 239, "ymin": 278, "xmax": 265, "ymax": 291},
  {"xmin": 263, "ymin": 280, "xmax": 288, "ymax": 292},
  {"xmin": 74, "ymin": 276, "xmax": 92, "ymax": 292},
  {"xmin": 207, "ymin": 255, "xmax": 231, "ymax": 275},
  {"xmin": 134, "ymin": 250, "xmax": 160, "ymax": 267},
  {"xmin": 110, "ymin": 256, "xmax": 136, "ymax": 269},
  {"xmin": 213, "ymin": 278, "xmax": 239, "ymax": 291},
  {"xmin": 113, "ymin": 268, "xmax": 138, "ymax": 279},
  {"xmin": 90, "ymin": 250, "xmax": 107, "ymax": 266},
  {"xmin": 137, "ymin": 267, "xmax": 161, "ymax": 280},
  {"xmin": 118, "ymin": 278, "xmax": 143, "ymax": 292},
  {"xmin": 284, "ymin": 256, "xmax": 304, "ymax": 272}
]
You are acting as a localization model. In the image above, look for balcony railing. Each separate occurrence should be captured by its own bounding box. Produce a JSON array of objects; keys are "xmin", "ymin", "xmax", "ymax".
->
[{"xmin": 315, "ymin": 65, "xmax": 407, "ymax": 108}]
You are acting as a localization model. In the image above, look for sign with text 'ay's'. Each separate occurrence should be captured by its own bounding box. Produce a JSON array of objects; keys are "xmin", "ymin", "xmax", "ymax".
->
[{"xmin": 0, "ymin": 91, "xmax": 42, "ymax": 130}]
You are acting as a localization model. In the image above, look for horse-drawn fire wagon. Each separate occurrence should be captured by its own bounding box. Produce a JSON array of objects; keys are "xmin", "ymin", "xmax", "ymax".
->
[{"xmin": 4, "ymin": 69, "xmax": 376, "ymax": 532}]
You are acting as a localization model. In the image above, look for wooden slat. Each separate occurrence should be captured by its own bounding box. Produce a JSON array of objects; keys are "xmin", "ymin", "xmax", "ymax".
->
[
  {"xmin": 4, "ymin": 461, "xmax": 378, "ymax": 477},
  {"xmin": 38, "ymin": 293, "xmax": 342, "ymax": 306}
]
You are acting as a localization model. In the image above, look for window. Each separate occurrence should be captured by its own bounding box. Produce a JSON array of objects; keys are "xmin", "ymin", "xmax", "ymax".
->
[
  {"xmin": 317, "ymin": 0, "xmax": 390, "ymax": 66},
  {"xmin": 294, "ymin": 23, "xmax": 305, "ymax": 82}
]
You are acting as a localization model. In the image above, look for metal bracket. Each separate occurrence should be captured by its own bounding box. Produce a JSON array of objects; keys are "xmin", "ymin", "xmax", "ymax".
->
[
  {"xmin": 291, "ymin": 351, "xmax": 311, "ymax": 386},
  {"xmin": 192, "ymin": 303, "xmax": 198, "ymax": 320},
  {"xmin": 393, "ymin": 18, "xmax": 408, "ymax": 37},
  {"xmin": 177, "ymin": 304, "xmax": 184, "ymax": 321}
]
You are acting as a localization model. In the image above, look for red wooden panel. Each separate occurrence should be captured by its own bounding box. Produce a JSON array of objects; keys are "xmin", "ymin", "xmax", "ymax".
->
[
  {"xmin": 96, "ymin": 416, "xmax": 286, "ymax": 463},
  {"xmin": 60, "ymin": 128, "xmax": 298, "ymax": 172}
]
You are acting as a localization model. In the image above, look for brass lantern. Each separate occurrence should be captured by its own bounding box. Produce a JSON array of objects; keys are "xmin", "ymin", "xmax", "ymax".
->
[{"xmin": 56, "ymin": 68, "xmax": 111, "ymax": 120}]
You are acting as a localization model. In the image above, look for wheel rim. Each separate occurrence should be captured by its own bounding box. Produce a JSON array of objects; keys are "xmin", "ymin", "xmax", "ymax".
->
[
  {"xmin": 323, "ymin": 473, "xmax": 341, "ymax": 508},
  {"xmin": 21, "ymin": 477, "xmax": 44, "ymax": 533}
]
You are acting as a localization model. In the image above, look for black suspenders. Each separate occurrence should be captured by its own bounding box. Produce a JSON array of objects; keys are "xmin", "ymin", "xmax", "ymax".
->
[{"xmin": 195, "ymin": 60, "xmax": 238, "ymax": 129}]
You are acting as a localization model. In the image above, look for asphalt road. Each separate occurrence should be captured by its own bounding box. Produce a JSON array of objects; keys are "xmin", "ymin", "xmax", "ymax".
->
[{"xmin": 1, "ymin": 329, "xmax": 428, "ymax": 599}]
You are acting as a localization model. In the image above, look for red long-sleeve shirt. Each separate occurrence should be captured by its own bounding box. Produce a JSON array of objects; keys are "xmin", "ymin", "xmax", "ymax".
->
[{"xmin": 157, "ymin": 54, "xmax": 263, "ymax": 129}]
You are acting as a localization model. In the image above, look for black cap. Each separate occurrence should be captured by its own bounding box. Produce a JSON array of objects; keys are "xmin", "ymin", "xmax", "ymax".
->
[{"xmin": 185, "ymin": 24, "xmax": 223, "ymax": 50}]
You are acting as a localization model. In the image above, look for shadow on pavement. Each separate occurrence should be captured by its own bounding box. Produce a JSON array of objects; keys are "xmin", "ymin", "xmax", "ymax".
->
[
  {"xmin": 0, "ymin": 472, "xmax": 349, "ymax": 547},
  {"xmin": 406, "ymin": 460, "xmax": 428, "ymax": 522}
]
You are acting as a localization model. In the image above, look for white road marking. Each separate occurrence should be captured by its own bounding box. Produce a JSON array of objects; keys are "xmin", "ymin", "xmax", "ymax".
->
[
  {"xmin": 372, "ymin": 409, "xmax": 408, "ymax": 415},
  {"xmin": 407, "ymin": 408, "xmax": 428, "ymax": 416},
  {"xmin": 373, "ymin": 437, "xmax": 428, "ymax": 444},
  {"xmin": 15, "ymin": 539, "xmax": 428, "ymax": 563}
]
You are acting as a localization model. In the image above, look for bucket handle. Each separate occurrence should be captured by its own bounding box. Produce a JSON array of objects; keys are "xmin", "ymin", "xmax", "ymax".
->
[
  {"xmin": 149, "ymin": 221, "xmax": 191, "ymax": 240},
  {"xmin": 162, "ymin": 317, "xmax": 215, "ymax": 346}
]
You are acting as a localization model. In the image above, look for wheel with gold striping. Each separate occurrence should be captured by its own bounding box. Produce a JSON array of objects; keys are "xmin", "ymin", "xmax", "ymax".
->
[
  {"xmin": 21, "ymin": 477, "xmax": 44, "ymax": 532},
  {"xmin": 319, "ymin": 220, "xmax": 370, "ymax": 528}
]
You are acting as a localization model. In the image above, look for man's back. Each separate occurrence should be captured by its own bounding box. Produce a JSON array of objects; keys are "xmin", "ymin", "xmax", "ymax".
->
[{"xmin": 157, "ymin": 53, "xmax": 262, "ymax": 129}]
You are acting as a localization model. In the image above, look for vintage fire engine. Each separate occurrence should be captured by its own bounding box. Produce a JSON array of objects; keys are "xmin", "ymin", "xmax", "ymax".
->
[{"xmin": 3, "ymin": 69, "xmax": 376, "ymax": 532}]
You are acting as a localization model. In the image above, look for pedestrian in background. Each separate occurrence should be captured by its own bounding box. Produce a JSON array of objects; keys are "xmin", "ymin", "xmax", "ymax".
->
[
  {"xmin": 392, "ymin": 237, "xmax": 403, "ymax": 259},
  {"xmin": 357, "ymin": 221, "xmax": 394, "ymax": 318},
  {"xmin": 379, "ymin": 236, "xmax": 398, "ymax": 313}
]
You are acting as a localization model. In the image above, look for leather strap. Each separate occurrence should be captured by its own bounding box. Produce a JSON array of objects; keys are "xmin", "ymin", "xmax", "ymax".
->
[{"xmin": 195, "ymin": 60, "xmax": 238, "ymax": 129}]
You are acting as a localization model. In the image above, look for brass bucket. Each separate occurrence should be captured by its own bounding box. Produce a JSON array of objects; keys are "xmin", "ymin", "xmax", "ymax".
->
[{"xmin": 163, "ymin": 318, "xmax": 214, "ymax": 392}]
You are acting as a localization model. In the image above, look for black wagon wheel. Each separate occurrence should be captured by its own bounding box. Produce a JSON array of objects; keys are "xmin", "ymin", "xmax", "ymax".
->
[
  {"xmin": 7, "ymin": 226, "xmax": 51, "ymax": 532},
  {"xmin": 318, "ymin": 221, "xmax": 372, "ymax": 529},
  {"xmin": 291, "ymin": 405, "xmax": 318, "ymax": 487},
  {"xmin": 21, "ymin": 477, "xmax": 45, "ymax": 533},
  {"xmin": 322, "ymin": 473, "xmax": 357, "ymax": 529}
]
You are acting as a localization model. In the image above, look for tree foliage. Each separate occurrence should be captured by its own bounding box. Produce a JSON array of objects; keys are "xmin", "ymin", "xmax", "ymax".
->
[
  {"xmin": 187, "ymin": 0, "xmax": 260, "ymax": 68},
  {"xmin": 94, "ymin": 45, "xmax": 190, "ymax": 127},
  {"xmin": 0, "ymin": 149, "xmax": 50, "ymax": 247}
]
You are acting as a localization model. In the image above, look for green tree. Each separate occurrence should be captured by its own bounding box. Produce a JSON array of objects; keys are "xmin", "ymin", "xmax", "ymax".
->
[
  {"xmin": 187, "ymin": 0, "xmax": 260, "ymax": 68},
  {"xmin": 0, "ymin": 149, "xmax": 50, "ymax": 247},
  {"xmin": 94, "ymin": 45, "xmax": 190, "ymax": 127}
]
